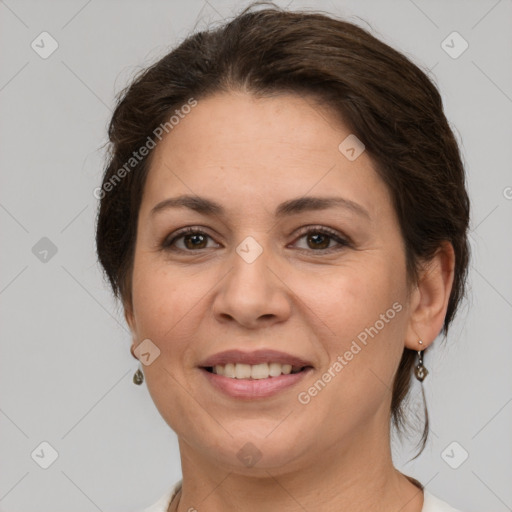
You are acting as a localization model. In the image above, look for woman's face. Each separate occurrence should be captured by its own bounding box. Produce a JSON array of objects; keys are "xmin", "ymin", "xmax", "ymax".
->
[{"xmin": 126, "ymin": 91, "xmax": 418, "ymax": 472}]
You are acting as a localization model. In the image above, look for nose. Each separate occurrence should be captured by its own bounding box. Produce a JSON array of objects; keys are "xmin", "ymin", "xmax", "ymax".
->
[{"xmin": 212, "ymin": 239, "xmax": 292, "ymax": 329}]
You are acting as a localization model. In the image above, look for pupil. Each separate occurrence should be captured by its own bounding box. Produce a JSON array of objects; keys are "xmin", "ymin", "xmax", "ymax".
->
[
  {"xmin": 185, "ymin": 234, "xmax": 206, "ymax": 249},
  {"xmin": 183, "ymin": 233, "xmax": 330, "ymax": 250},
  {"xmin": 309, "ymin": 233, "xmax": 329, "ymax": 249}
]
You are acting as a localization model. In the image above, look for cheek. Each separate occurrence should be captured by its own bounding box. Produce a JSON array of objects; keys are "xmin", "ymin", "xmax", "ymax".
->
[
  {"xmin": 130, "ymin": 255, "xmax": 220, "ymax": 368},
  {"xmin": 305, "ymin": 256, "xmax": 406, "ymax": 337},
  {"xmin": 130, "ymin": 260, "xmax": 207, "ymax": 428},
  {"xmin": 298, "ymin": 252, "xmax": 408, "ymax": 394},
  {"xmin": 131, "ymin": 258, "xmax": 186, "ymax": 339}
]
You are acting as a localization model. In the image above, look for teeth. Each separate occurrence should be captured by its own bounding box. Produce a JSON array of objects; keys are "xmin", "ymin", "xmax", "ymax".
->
[
  {"xmin": 224, "ymin": 363, "xmax": 236, "ymax": 378},
  {"xmin": 269, "ymin": 362, "xmax": 284, "ymax": 377},
  {"xmin": 252, "ymin": 363, "xmax": 270, "ymax": 380},
  {"xmin": 235, "ymin": 363, "xmax": 252, "ymax": 379},
  {"xmin": 213, "ymin": 362, "xmax": 297, "ymax": 379}
]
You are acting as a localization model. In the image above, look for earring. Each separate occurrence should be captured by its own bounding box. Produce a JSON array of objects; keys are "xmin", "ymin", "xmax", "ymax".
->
[
  {"xmin": 133, "ymin": 366, "xmax": 144, "ymax": 385},
  {"xmin": 414, "ymin": 340, "xmax": 428, "ymax": 382}
]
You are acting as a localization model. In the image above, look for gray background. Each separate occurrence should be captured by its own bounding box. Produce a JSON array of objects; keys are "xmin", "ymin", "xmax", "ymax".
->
[{"xmin": 1, "ymin": 0, "xmax": 511, "ymax": 511}]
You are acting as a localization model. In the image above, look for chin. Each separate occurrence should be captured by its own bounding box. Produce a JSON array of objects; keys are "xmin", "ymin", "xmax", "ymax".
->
[{"xmin": 201, "ymin": 426, "xmax": 310, "ymax": 473}]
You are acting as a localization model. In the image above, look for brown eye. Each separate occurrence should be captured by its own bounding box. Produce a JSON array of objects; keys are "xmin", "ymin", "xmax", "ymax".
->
[
  {"xmin": 162, "ymin": 228, "xmax": 218, "ymax": 252},
  {"xmin": 292, "ymin": 226, "xmax": 350, "ymax": 253},
  {"xmin": 306, "ymin": 232, "xmax": 331, "ymax": 250},
  {"xmin": 182, "ymin": 232, "xmax": 208, "ymax": 250},
  {"xmin": 162, "ymin": 226, "xmax": 350, "ymax": 254}
]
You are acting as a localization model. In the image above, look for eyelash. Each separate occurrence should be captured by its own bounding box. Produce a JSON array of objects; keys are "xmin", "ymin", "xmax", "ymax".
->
[{"xmin": 161, "ymin": 225, "xmax": 351, "ymax": 254}]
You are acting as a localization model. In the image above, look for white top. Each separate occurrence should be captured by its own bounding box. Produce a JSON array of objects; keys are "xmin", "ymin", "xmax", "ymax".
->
[{"xmin": 142, "ymin": 480, "xmax": 464, "ymax": 512}]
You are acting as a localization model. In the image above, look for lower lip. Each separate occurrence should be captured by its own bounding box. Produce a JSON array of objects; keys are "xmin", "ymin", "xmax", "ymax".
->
[{"xmin": 200, "ymin": 367, "xmax": 313, "ymax": 399}]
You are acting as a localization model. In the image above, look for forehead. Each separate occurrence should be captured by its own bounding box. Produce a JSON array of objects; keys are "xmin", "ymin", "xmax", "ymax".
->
[
  {"xmin": 152, "ymin": 91, "xmax": 350, "ymax": 166},
  {"xmin": 141, "ymin": 91, "xmax": 390, "ymax": 220}
]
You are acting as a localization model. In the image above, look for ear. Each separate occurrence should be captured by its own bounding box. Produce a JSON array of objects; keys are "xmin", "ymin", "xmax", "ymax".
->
[
  {"xmin": 124, "ymin": 302, "xmax": 139, "ymax": 361},
  {"xmin": 405, "ymin": 241, "xmax": 455, "ymax": 350},
  {"xmin": 124, "ymin": 304, "xmax": 136, "ymax": 334}
]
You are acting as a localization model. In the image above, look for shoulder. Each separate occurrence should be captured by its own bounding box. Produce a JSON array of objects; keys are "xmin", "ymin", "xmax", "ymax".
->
[
  {"xmin": 422, "ymin": 490, "xmax": 464, "ymax": 512},
  {"xmin": 140, "ymin": 480, "xmax": 182, "ymax": 512}
]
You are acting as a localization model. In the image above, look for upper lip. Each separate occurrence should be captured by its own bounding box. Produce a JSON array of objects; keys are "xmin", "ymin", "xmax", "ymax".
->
[{"xmin": 199, "ymin": 349, "xmax": 314, "ymax": 368}]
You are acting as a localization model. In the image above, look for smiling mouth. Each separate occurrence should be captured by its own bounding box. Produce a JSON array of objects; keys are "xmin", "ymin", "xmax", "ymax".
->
[{"xmin": 202, "ymin": 362, "xmax": 312, "ymax": 379}]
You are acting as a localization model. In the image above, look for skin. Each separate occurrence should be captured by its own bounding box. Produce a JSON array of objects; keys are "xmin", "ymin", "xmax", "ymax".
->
[{"xmin": 125, "ymin": 91, "xmax": 455, "ymax": 512}]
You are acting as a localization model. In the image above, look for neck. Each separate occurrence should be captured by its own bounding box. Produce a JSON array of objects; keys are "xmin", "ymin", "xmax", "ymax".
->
[{"xmin": 174, "ymin": 417, "xmax": 424, "ymax": 512}]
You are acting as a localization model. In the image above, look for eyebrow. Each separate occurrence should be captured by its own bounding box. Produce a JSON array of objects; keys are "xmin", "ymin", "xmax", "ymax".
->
[{"xmin": 150, "ymin": 194, "xmax": 370, "ymax": 220}]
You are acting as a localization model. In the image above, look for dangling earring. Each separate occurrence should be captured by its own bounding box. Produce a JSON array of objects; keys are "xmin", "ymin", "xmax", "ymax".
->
[
  {"xmin": 131, "ymin": 343, "xmax": 144, "ymax": 385},
  {"xmin": 133, "ymin": 366, "xmax": 144, "ymax": 385},
  {"xmin": 414, "ymin": 340, "xmax": 428, "ymax": 382}
]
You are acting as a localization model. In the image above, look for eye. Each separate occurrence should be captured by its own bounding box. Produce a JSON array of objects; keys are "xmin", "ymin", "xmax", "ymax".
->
[
  {"xmin": 162, "ymin": 227, "xmax": 219, "ymax": 252},
  {"xmin": 161, "ymin": 225, "xmax": 351, "ymax": 254},
  {"xmin": 291, "ymin": 226, "xmax": 351, "ymax": 253}
]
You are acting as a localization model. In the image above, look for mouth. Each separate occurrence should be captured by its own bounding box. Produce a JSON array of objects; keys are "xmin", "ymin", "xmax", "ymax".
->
[
  {"xmin": 198, "ymin": 350, "xmax": 314, "ymax": 399},
  {"xmin": 202, "ymin": 362, "xmax": 311, "ymax": 379}
]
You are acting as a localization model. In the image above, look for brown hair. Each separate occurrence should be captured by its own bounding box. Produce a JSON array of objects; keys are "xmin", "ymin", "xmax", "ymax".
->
[{"xmin": 95, "ymin": 2, "xmax": 470, "ymax": 457}]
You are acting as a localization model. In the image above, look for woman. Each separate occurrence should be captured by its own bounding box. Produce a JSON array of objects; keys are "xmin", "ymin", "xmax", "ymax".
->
[{"xmin": 95, "ymin": 4, "xmax": 470, "ymax": 511}]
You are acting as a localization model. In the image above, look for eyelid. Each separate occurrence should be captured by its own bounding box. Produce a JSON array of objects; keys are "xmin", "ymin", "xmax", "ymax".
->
[
  {"xmin": 162, "ymin": 224, "xmax": 352, "ymax": 253},
  {"xmin": 291, "ymin": 225, "xmax": 352, "ymax": 245},
  {"xmin": 162, "ymin": 226, "xmax": 219, "ymax": 250},
  {"xmin": 289, "ymin": 225, "xmax": 352, "ymax": 252}
]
